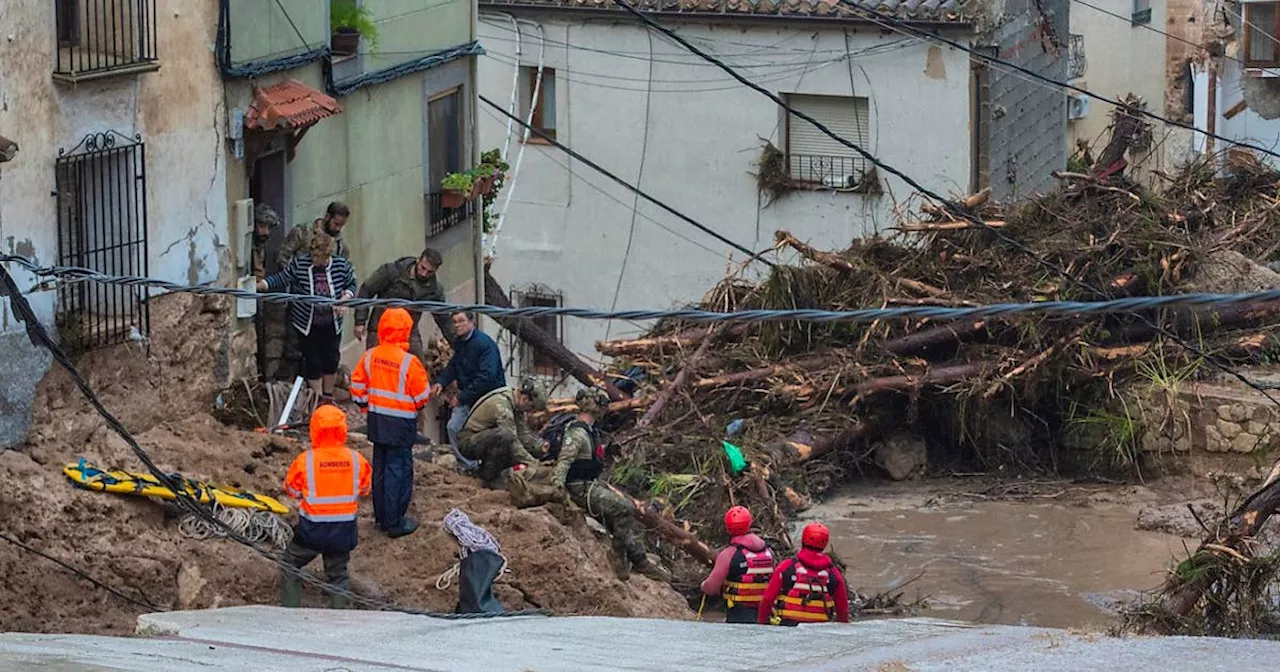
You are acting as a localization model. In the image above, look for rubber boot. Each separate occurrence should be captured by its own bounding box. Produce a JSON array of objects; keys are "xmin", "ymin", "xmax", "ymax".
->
[
  {"xmin": 610, "ymin": 542, "xmax": 631, "ymax": 581},
  {"xmin": 634, "ymin": 554, "xmax": 673, "ymax": 583},
  {"xmin": 281, "ymin": 572, "xmax": 303, "ymax": 608},
  {"xmin": 330, "ymin": 592, "xmax": 351, "ymax": 610}
]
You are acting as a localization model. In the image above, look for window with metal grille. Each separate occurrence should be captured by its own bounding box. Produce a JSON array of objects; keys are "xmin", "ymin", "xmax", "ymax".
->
[
  {"xmin": 53, "ymin": 0, "xmax": 160, "ymax": 82},
  {"xmin": 1132, "ymin": 0, "xmax": 1152, "ymax": 25},
  {"xmin": 784, "ymin": 94, "xmax": 871, "ymax": 189},
  {"xmin": 1068, "ymin": 34, "xmax": 1087, "ymax": 80},
  {"xmin": 426, "ymin": 87, "xmax": 472, "ymax": 238},
  {"xmin": 54, "ymin": 131, "xmax": 150, "ymax": 353},
  {"xmin": 513, "ymin": 287, "xmax": 562, "ymax": 377}
]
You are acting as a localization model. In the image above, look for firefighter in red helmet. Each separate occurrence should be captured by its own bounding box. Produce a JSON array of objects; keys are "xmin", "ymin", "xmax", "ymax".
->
[
  {"xmin": 700, "ymin": 506, "xmax": 777, "ymax": 623},
  {"xmin": 758, "ymin": 522, "xmax": 850, "ymax": 625}
]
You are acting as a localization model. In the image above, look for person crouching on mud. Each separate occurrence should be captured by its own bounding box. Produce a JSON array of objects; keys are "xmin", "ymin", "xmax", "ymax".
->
[
  {"xmin": 455, "ymin": 378, "xmax": 547, "ymax": 488},
  {"xmin": 541, "ymin": 387, "xmax": 672, "ymax": 583}
]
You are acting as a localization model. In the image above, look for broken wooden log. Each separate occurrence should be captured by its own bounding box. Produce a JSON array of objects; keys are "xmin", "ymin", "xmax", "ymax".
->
[
  {"xmin": 849, "ymin": 362, "xmax": 989, "ymax": 398},
  {"xmin": 880, "ymin": 320, "xmax": 990, "ymax": 357},
  {"xmin": 637, "ymin": 327, "xmax": 720, "ymax": 428},
  {"xmin": 897, "ymin": 220, "xmax": 1007, "ymax": 232},
  {"xmin": 528, "ymin": 395, "xmax": 651, "ymax": 424},
  {"xmin": 1108, "ymin": 300, "xmax": 1280, "ymax": 344},
  {"xmin": 484, "ymin": 270, "xmax": 626, "ymax": 400},
  {"xmin": 775, "ymin": 230, "xmax": 857, "ymax": 273},
  {"xmin": 691, "ymin": 353, "xmax": 838, "ymax": 389},
  {"xmin": 604, "ymin": 483, "xmax": 717, "ymax": 566},
  {"xmin": 1154, "ymin": 463, "xmax": 1280, "ymax": 626},
  {"xmin": 772, "ymin": 423, "xmax": 872, "ymax": 464},
  {"xmin": 595, "ymin": 324, "xmax": 750, "ymax": 357}
]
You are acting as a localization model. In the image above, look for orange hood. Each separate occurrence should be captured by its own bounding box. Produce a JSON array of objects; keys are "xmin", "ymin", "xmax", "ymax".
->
[
  {"xmin": 377, "ymin": 307, "xmax": 413, "ymax": 351},
  {"xmin": 310, "ymin": 404, "xmax": 348, "ymax": 449}
]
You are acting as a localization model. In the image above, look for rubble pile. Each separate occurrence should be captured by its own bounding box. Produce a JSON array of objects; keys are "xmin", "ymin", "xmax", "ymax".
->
[{"xmin": 570, "ymin": 152, "xmax": 1280, "ymax": 581}]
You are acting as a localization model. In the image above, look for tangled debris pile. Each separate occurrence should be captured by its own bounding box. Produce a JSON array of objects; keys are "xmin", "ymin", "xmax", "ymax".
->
[{"xmin": 549, "ymin": 151, "xmax": 1280, "ymax": 603}]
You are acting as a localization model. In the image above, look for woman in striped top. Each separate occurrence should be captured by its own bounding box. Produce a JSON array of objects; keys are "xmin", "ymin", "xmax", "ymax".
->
[{"xmin": 259, "ymin": 231, "xmax": 357, "ymax": 403}]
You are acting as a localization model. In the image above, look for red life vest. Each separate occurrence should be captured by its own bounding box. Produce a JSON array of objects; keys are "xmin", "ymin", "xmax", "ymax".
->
[
  {"xmin": 770, "ymin": 560, "xmax": 836, "ymax": 624},
  {"xmin": 721, "ymin": 544, "xmax": 775, "ymax": 607}
]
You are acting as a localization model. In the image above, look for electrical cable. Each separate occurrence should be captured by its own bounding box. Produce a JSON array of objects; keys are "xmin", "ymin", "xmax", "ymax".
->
[
  {"xmin": 477, "ymin": 104, "xmax": 726, "ymax": 258},
  {"xmin": 607, "ymin": 0, "xmax": 1280, "ymax": 407},
  {"xmin": 833, "ymin": 0, "xmax": 1280, "ymax": 162},
  {"xmin": 605, "ymin": 29, "xmax": 656, "ymax": 343},
  {"xmin": 0, "ymin": 263, "xmax": 548, "ymax": 620},
  {"xmin": 476, "ymin": 95, "xmax": 777, "ymax": 266},
  {"xmin": 0, "ymin": 531, "xmax": 160, "ymax": 611},
  {"xmin": 13, "ymin": 254, "xmax": 1280, "ymax": 325}
]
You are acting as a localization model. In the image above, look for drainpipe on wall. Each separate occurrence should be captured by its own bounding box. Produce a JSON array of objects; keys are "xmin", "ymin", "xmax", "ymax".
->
[{"xmin": 469, "ymin": 0, "xmax": 485, "ymax": 315}]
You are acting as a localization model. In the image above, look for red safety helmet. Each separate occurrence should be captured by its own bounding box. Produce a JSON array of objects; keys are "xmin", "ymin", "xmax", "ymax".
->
[
  {"xmin": 801, "ymin": 522, "xmax": 830, "ymax": 550},
  {"xmin": 724, "ymin": 506, "xmax": 753, "ymax": 536}
]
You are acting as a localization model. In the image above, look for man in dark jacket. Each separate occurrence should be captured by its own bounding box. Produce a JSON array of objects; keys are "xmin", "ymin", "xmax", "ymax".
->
[
  {"xmin": 352, "ymin": 248, "xmax": 455, "ymax": 359},
  {"xmin": 431, "ymin": 311, "xmax": 506, "ymax": 470}
]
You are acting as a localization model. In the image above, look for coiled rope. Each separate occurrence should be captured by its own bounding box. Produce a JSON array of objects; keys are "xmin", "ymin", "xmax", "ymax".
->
[{"xmin": 435, "ymin": 508, "xmax": 510, "ymax": 590}]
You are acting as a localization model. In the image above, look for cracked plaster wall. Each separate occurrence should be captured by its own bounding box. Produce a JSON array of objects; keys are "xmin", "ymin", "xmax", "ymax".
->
[{"xmin": 0, "ymin": 0, "xmax": 229, "ymax": 448}]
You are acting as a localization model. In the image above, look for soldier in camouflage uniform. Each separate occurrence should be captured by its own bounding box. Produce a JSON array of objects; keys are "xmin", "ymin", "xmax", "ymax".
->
[
  {"xmin": 352, "ymin": 248, "xmax": 454, "ymax": 360},
  {"xmin": 249, "ymin": 203, "xmax": 280, "ymax": 280},
  {"xmin": 547, "ymin": 387, "xmax": 672, "ymax": 583},
  {"xmin": 262, "ymin": 202, "xmax": 351, "ymax": 381},
  {"xmin": 456, "ymin": 379, "xmax": 548, "ymax": 488}
]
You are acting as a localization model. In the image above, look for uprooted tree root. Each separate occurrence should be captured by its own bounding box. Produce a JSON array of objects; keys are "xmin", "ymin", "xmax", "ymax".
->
[{"xmin": 1120, "ymin": 545, "xmax": 1280, "ymax": 637}]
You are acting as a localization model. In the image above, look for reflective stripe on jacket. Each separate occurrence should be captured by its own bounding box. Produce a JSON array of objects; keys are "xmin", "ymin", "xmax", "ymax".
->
[
  {"xmin": 722, "ymin": 544, "xmax": 776, "ymax": 607},
  {"xmin": 350, "ymin": 344, "xmax": 430, "ymax": 446},
  {"xmin": 770, "ymin": 562, "xmax": 836, "ymax": 624}
]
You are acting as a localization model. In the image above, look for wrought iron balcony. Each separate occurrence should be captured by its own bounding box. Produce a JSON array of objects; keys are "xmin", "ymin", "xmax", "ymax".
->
[
  {"xmin": 54, "ymin": 0, "xmax": 160, "ymax": 83},
  {"xmin": 1068, "ymin": 34, "xmax": 1088, "ymax": 80},
  {"xmin": 426, "ymin": 192, "xmax": 475, "ymax": 239},
  {"xmin": 787, "ymin": 154, "xmax": 866, "ymax": 189}
]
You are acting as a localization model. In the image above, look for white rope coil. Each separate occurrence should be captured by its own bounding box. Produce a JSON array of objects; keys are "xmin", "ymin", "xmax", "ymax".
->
[{"xmin": 178, "ymin": 502, "xmax": 293, "ymax": 550}]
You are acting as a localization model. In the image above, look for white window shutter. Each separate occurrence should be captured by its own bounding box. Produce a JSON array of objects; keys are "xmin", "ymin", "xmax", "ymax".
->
[{"xmin": 786, "ymin": 94, "xmax": 870, "ymax": 184}]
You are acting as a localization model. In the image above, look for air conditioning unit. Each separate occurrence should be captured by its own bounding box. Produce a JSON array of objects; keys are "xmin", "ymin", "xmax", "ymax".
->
[{"xmin": 1067, "ymin": 93, "xmax": 1089, "ymax": 121}]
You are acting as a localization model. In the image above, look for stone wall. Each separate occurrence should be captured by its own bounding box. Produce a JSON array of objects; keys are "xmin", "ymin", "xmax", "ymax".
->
[{"xmin": 1138, "ymin": 381, "xmax": 1279, "ymax": 456}]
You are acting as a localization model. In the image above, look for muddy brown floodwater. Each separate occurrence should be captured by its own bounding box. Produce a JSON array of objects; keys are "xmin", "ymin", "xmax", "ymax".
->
[{"xmin": 812, "ymin": 482, "xmax": 1193, "ymax": 629}]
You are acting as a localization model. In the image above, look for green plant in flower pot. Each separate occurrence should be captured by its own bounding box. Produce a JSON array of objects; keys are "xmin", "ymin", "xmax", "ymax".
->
[
  {"xmin": 440, "ymin": 172, "xmax": 475, "ymax": 209},
  {"xmin": 330, "ymin": 0, "xmax": 379, "ymax": 56},
  {"xmin": 478, "ymin": 149, "xmax": 511, "ymax": 233}
]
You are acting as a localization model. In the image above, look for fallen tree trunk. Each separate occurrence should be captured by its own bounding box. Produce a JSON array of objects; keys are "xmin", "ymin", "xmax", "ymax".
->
[
  {"xmin": 692, "ymin": 353, "xmax": 838, "ymax": 389},
  {"xmin": 772, "ymin": 422, "xmax": 872, "ymax": 464},
  {"xmin": 484, "ymin": 270, "xmax": 626, "ymax": 400},
  {"xmin": 1108, "ymin": 300, "xmax": 1280, "ymax": 344},
  {"xmin": 605, "ymin": 483, "xmax": 717, "ymax": 566},
  {"xmin": 849, "ymin": 362, "xmax": 990, "ymax": 398},
  {"xmin": 595, "ymin": 325, "xmax": 748, "ymax": 357},
  {"xmin": 528, "ymin": 395, "xmax": 650, "ymax": 424},
  {"xmin": 775, "ymin": 230, "xmax": 858, "ymax": 273}
]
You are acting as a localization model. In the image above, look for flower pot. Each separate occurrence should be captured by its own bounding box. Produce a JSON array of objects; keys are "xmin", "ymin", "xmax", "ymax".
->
[
  {"xmin": 474, "ymin": 174, "xmax": 496, "ymax": 197},
  {"xmin": 441, "ymin": 189, "xmax": 467, "ymax": 209},
  {"xmin": 331, "ymin": 29, "xmax": 360, "ymax": 56}
]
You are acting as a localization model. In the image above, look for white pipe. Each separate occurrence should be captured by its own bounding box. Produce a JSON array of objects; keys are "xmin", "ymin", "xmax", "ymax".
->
[
  {"xmin": 501, "ymin": 13, "xmax": 522, "ymax": 161},
  {"xmin": 277, "ymin": 376, "xmax": 304, "ymax": 429},
  {"xmin": 488, "ymin": 21, "xmax": 546, "ymax": 259}
]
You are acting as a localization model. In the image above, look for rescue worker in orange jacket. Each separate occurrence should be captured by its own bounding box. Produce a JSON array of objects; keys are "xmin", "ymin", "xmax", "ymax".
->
[
  {"xmin": 349, "ymin": 307, "xmax": 431, "ymax": 538},
  {"xmin": 280, "ymin": 405, "xmax": 373, "ymax": 609},
  {"xmin": 701, "ymin": 506, "xmax": 776, "ymax": 623},
  {"xmin": 758, "ymin": 522, "xmax": 851, "ymax": 625}
]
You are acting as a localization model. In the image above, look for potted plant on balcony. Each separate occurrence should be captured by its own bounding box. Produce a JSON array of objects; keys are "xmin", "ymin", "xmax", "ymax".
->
[
  {"xmin": 440, "ymin": 172, "xmax": 475, "ymax": 209},
  {"xmin": 330, "ymin": 0, "xmax": 378, "ymax": 57}
]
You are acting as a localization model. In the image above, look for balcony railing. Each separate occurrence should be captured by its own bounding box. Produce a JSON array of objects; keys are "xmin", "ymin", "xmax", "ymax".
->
[
  {"xmin": 787, "ymin": 154, "xmax": 866, "ymax": 189},
  {"xmin": 54, "ymin": 0, "xmax": 160, "ymax": 82},
  {"xmin": 426, "ymin": 192, "xmax": 475, "ymax": 239}
]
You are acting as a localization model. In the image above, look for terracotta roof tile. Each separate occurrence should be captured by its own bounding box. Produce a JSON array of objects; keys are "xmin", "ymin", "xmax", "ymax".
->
[
  {"xmin": 479, "ymin": 0, "xmax": 972, "ymax": 22},
  {"xmin": 244, "ymin": 79, "xmax": 343, "ymax": 132}
]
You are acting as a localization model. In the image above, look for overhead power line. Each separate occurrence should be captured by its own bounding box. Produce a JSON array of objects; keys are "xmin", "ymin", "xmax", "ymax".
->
[
  {"xmin": 9, "ymin": 254, "xmax": 1280, "ymax": 324},
  {"xmin": 606, "ymin": 0, "xmax": 1280, "ymax": 407},
  {"xmin": 476, "ymin": 95, "xmax": 775, "ymax": 266},
  {"xmin": 836, "ymin": 0, "xmax": 1280, "ymax": 162}
]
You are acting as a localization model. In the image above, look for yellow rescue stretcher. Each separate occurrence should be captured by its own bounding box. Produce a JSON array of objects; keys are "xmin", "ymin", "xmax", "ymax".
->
[{"xmin": 64, "ymin": 458, "xmax": 289, "ymax": 515}]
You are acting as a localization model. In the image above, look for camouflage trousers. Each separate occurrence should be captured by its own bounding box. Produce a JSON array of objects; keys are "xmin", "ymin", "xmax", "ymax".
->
[
  {"xmin": 259, "ymin": 302, "xmax": 300, "ymax": 381},
  {"xmin": 457, "ymin": 428, "xmax": 539, "ymax": 483},
  {"xmin": 567, "ymin": 481, "xmax": 647, "ymax": 565}
]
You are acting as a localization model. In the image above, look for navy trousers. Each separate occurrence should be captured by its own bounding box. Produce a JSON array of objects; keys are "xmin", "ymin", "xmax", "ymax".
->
[{"xmin": 372, "ymin": 444, "xmax": 414, "ymax": 530}]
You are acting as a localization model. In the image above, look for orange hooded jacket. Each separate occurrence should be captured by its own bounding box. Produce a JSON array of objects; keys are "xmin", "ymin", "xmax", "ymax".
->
[
  {"xmin": 349, "ymin": 308, "xmax": 431, "ymax": 446},
  {"xmin": 284, "ymin": 405, "xmax": 372, "ymax": 532}
]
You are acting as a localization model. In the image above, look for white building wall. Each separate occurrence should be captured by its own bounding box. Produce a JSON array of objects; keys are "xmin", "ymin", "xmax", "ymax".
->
[
  {"xmin": 0, "ymin": 0, "xmax": 229, "ymax": 446},
  {"xmin": 1213, "ymin": 60, "xmax": 1280, "ymax": 166},
  {"xmin": 477, "ymin": 15, "xmax": 972, "ymax": 387},
  {"xmin": 1067, "ymin": 0, "xmax": 1175, "ymax": 181}
]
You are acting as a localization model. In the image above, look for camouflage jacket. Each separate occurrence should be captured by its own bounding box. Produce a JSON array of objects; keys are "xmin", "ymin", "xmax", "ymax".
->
[
  {"xmin": 459, "ymin": 387, "xmax": 541, "ymax": 453},
  {"xmin": 353, "ymin": 257, "xmax": 452, "ymax": 340},
  {"xmin": 551, "ymin": 425, "xmax": 594, "ymax": 489},
  {"xmin": 278, "ymin": 219, "xmax": 349, "ymax": 267}
]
